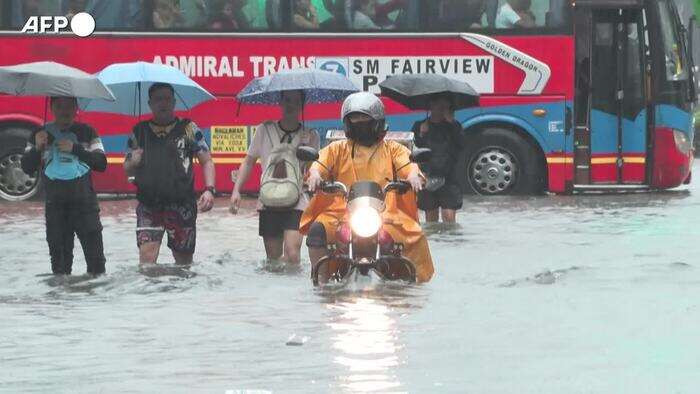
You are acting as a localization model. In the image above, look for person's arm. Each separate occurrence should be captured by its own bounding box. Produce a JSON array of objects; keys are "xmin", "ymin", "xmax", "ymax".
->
[
  {"xmin": 307, "ymin": 143, "xmax": 335, "ymax": 192},
  {"xmin": 21, "ymin": 130, "xmax": 46, "ymax": 176},
  {"xmin": 230, "ymin": 124, "xmax": 264, "ymax": 214},
  {"xmin": 71, "ymin": 127, "xmax": 107, "ymax": 172},
  {"xmin": 293, "ymin": 13, "xmax": 318, "ymax": 29},
  {"xmin": 123, "ymin": 130, "xmax": 142, "ymax": 177},
  {"xmin": 71, "ymin": 143, "xmax": 107, "ymax": 172},
  {"xmin": 451, "ymin": 120, "xmax": 465, "ymax": 150},
  {"xmin": 515, "ymin": 14, "xmax": 535, "ymax": 27},
  {"xmin": 411, "ymin": 120, "xmax": 428, "ymax": 146},
  {"xmin": 196, "ymin": 149, "xmax": 216, "ymax": 212},
  {"xmin": 197, "ymin": 150, "xmax": 216, "ymax": 190},
  {"xmin": 393, "ymin": 142, "xmax": 423, "ymax": 191},
  {"xmin": 185, "ymin": 122, "xmax": 215, "ymax": 212}
]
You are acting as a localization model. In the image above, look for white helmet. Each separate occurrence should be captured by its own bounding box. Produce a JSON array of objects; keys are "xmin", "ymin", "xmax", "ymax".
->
[
  {"xmin": 341, "ymin": 92, "xmax": 387, "ymax": 146},
  {"xmin": 341, "ymin": 92, "xmax": 385, "ymax": 122}
]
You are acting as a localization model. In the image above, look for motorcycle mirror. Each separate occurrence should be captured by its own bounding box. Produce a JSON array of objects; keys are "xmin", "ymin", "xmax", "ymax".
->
[
  {"xmin": 410, "ymin": 148, "xmax": 432, "ymax": 164},
  {"xmin": 296, "ymin": 146, "xmax": 319, "ymax": 162}
]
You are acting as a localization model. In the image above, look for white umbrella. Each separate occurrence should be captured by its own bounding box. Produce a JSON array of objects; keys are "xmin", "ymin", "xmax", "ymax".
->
[{"xmin": 0, "ymin": 61, "xmax": 115, "ymax": 100}]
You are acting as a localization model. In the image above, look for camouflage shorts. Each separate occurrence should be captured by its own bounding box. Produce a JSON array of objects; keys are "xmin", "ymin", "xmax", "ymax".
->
[{"xmin": 136, "ymin": 201, "xmax": 197, "ymax": 254}]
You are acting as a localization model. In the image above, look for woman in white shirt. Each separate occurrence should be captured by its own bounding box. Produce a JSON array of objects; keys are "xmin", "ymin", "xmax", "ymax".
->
[{"xmin": 495, "ymin": 0, "xmax": 535, "ymax": 28}]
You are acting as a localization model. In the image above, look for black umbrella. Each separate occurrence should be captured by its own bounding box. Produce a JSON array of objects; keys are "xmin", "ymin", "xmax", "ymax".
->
[{"xmin": 379, "ymin": 73, "xmax": 479, "ymax": 110}]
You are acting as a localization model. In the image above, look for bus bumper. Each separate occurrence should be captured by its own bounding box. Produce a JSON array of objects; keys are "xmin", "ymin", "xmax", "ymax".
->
[{"xmin": 651, "ymin": 127, "xmax": 692, "ymax": 189}]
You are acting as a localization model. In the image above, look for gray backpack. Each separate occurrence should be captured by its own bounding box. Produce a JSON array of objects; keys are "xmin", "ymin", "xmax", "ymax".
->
[{"xmin": 259, "ymin": 124, "xmax": 303, "ymax": 209}]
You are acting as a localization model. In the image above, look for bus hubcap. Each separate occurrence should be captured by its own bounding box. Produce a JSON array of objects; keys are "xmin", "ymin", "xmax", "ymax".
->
[
  {"xmin": 470, "ymin": 149, "xmax": 517, "ymax": 194},
  {"xmin": 0, "ymin": 153, "xmax": 38, "ymax": 198}
]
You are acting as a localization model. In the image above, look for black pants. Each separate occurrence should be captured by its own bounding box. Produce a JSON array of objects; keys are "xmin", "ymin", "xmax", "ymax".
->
[{"xmin": 45, "ymin": 175, "xmax": 106, "ymax": 275}]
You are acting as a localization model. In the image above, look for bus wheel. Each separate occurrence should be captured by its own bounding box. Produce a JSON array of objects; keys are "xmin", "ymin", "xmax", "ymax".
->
[
  {"xmin": 459, "ymin": 128, "xmax": 545, "ymax": 195},
  {"xmin": 0, "ymin": 126, "xmax": 42, "ymax": 201}
]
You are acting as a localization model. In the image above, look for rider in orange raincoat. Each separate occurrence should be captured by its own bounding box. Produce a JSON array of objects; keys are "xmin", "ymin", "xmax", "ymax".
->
[{"xmin": 300, "ymin": 92, "xmax": 434, "ymax": 283}]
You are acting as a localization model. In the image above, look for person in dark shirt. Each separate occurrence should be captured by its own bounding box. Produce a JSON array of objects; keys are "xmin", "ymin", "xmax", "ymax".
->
[
  {"xmin": 21, "ymin": 96, "xmax": 107, "ymax": 275},
  {"xmin": 411, "ymin": 94, "xmax": 464, "ymax": 223},
  {"xmin": 123, "ymin": 83, "xmax": 216, "ymax": 266}
]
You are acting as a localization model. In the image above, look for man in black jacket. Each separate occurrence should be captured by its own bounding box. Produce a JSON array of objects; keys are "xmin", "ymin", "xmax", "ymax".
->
[{"xmin": 21, "ymin": 96, "xmax": 107, "ymax": 275}]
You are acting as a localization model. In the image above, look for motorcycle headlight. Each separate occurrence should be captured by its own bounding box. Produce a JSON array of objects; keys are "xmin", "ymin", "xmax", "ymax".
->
[{"xmin": 349, "ymin": 206, "xmax": 382, "ymax": 238}]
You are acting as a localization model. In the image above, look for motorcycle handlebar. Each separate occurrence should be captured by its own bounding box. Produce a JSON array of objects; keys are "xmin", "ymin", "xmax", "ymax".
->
[
  {"xmin": 320, "ymin": 181, "xmax": 348, "ymax": 195},
  {"xmin": 382, "ymin": 180, "xmax": 412, "ymax": 195}
]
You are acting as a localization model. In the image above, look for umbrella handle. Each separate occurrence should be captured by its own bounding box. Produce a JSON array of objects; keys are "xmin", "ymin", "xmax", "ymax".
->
[{"xmin": 43, "ymin": 96, "xmax": 48, "ymax": 127}]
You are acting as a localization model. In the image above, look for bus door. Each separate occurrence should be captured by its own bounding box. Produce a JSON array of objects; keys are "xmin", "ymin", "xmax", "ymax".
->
[{"xmin": 574, "ymin": 5, "xmax": 650, "ymax": 187}]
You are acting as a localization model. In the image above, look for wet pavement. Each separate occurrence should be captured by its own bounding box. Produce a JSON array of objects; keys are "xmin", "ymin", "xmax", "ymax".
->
[{"xmin": 1, "ymin": 163, "xmax": 699, "ymax": 393}]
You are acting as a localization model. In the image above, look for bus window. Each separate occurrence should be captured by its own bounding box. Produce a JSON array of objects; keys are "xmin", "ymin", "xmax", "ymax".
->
[
  {"xmin": 347, "ymin": 0, "xmax": 419, "ymax": 31},
  {"xmin": 150, "ymin": 0, "xmax": 185, "ymax": 29},
  {"xmin": 426, "ymin": 0, "xmax": 489, "ymax": 31},
  {"xmin": 657, "ymin": 1, "xmax": 688, "ymax": 81},
  {"xmin": 7, "ymin": 0, "xmax": 143, "ymax": 31},
  {"xmin": 291, "ymin": 0, "xmax": 346, "ymax": 31},
  {"xmin": 291, "ymin": 0, "xmax": 321, "ymax": 30},
  {"xmin": 494, "ymin": 0, "xmax": 567, "ymax": 29},
  {"xmin": 427, "ymin": 0, "xmax": 567, "ymax": 32},
  {"xmin": 203, "ymin": 0, "xmax": 272, "ymax": 31},
  {"xmin": 9, "ymin": 0, "xmax": 60, "ymax": 28}
]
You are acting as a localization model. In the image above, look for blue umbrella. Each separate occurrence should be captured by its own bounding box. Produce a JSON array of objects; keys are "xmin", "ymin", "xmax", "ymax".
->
[
  {"xmin": 236, "ymin": 68, "xmax": 359, "ymax": 106},
  {"xmin": 78, "ymin": 61, "xmax": 215, "ymax": 115}
]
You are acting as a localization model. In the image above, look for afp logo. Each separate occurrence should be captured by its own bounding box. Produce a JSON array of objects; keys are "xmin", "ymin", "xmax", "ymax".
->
[{"xmin": 21, "ymin": 12, "xmax": 96, "ymax": 37}]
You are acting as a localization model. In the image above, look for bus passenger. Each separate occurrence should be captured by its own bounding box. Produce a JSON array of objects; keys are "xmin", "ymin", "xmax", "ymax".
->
[
  {"xmin": 209, "ymin": 0, "xmax": 250, "ymax": 31},
  {"xmin": 351, "ymin": 0, "xmax": 380, "ymax": 30},
  {"xmin": 293, "ymin": 0, "xmax": 320, "ymax": 30},
  {"xmin": 495, "ymin": 0, "xmax": 535, "ymax": 28},
  {"xmin": 152, "ymin": 0, "xmax": 184, "ymax": 29}
]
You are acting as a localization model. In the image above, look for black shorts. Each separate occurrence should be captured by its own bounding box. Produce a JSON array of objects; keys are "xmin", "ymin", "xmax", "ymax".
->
[
  {"xmin": 418, "ymin": 183, "xmax": 463, "ymax": 211},
  {"xmin": 258, "ymin": 209, "xmax": 303, "ymax": 238}
]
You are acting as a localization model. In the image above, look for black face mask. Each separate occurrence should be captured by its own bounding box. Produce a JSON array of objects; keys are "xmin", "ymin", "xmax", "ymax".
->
[{"xmin": 345, "ymin": 119, "xmax": 382, "ymax": 147}]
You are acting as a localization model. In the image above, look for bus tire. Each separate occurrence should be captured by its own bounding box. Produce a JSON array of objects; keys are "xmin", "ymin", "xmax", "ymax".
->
[
  {"xmin": 0, "ymin": 126, "xmax": 43, "ymax": 201},
  {"xmin": 458, "ymin": 128, "xmax": 545, "ymax": 195}
]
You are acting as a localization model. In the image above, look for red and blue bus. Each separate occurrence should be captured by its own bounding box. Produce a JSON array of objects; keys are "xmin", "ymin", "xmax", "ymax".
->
[{"xmin": 0, "ymin": 0, "xmax": 695, "ymax": 201}]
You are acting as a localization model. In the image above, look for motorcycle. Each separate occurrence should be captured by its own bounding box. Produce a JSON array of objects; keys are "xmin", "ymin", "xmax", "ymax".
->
[{"xmin": 296, "ymin": 146, "xmax": 431, "ymax": 286}]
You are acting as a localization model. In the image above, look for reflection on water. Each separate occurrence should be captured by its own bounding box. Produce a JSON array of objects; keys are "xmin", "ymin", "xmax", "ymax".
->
[
  {"xmin": 329, "ymin": 298, "xmax": 401, "ymax": 392},
  {"xmin": 317, "ymin": 284, "xmax": 427, "ymax": 393}
]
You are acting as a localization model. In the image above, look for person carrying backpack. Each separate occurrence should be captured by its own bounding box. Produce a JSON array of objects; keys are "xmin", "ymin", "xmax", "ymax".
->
[
  {"xmin": 123, "ymin": 83, "xmax": 216, "ymax": 266},
  {"xmin": 229, "ymin": 90, "xmax": 320, "ymax": 266}
]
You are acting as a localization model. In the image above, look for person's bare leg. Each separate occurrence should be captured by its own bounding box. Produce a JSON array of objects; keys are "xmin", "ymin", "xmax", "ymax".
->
[
  {"xmin": 308, "ymin": 246, "xmax": 329, "ymax": 283},
  {"xmin": 173, "ymin": 252, "xmax": 193, "ymax": 265},
  {"xmin": 139, "ymin": 242, "xmax": 161, "ymax": 265},
  {"xmin": 282, "ymin": 230, "xmax": 303, "ymax": 265},
  {"xmin": 441, "ymin": 209, "xmax": 457, "ymax": 223},
  {"xmin": 263, "ymin": 236, "xmax": 284, "ymax": 262},
  {"xmin": 425, "ymin": 209, "xmax": 439, "ymax": 223}
]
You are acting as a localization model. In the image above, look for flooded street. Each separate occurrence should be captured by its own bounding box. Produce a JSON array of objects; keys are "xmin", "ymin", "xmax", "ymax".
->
[{"xmin": 1, "ymin": 163, "xmax": 699, "ymax": 393}]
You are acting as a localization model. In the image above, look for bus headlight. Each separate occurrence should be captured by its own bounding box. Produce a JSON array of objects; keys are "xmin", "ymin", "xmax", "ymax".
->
[
  {"xmin": 673, "ymin": 130, "xmax": 691, "ymax": 155},
  {"xmin": 349, "ymin": 206, "xmax": 382, "ymax": 238}
]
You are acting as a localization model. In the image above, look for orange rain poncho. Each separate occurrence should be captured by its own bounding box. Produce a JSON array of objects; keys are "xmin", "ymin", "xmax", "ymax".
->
[{"xmin": 300, "ymin": 139, "xmax": 434, "ymax": 282}]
